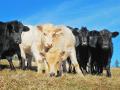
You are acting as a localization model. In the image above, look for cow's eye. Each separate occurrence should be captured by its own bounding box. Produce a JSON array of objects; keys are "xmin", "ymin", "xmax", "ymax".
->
[
  {"xmin": 44, "ymin": 33, "xmax": 47, "ymax": 36},
  {"xmin": 52, "ymin": 33, "xmax": 56, "ymax": 37},
  {"xmin": 11, "ymin": 30, "xmax": 15, "ymax": 33},
  {"xmin": 56, "ymin": 61, "xmax": 59, "ymax": 64}
]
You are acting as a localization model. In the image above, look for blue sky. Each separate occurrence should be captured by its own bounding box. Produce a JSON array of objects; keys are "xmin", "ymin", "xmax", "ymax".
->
[{"xmin": 0, "ymin": 0, "xmax": 120, "ymax": 66}]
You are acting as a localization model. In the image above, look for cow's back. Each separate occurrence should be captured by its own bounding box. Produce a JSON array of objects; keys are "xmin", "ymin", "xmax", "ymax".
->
[
  {"xmin": 20, "ymin": 25, "xmax": 43, "ymax": 54},
  {"xmin": 53, "ymin": 25, "xmax": 75, "ymax": 51}
]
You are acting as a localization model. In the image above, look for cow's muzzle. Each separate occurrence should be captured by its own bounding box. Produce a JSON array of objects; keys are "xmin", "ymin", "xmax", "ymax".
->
[
  {"xmin": 15, "ymin": 40, "xmax": 21, "ymax": 44},
  {"xmin": 45, "ymin": 44, "xmax": 52, "ymax": 52},
  {"xmin": 50, "ymin": 72, "xmax": 55, "ymax": 77}
]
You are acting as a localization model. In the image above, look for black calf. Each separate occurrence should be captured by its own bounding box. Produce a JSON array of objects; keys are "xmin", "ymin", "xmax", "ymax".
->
[{"xmin": 0, "ymin": 20, "xmax": 29, "ymax": 70}]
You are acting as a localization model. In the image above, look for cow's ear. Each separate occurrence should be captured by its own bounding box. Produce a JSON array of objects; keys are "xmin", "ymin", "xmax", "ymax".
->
[
  {"xmin": 23, "ymin": 26, "xmax": 29, "ymax": 32},
  {"xmin": 60, "ymin": 51, "xmax": 65, "ymax": 56},
  {"xmin": 67, "ymin": 26, "xmax": 73, "ymax": 30},
  {"xmin": 7, "ymin": 24, "xmax": 13, "ymax": 30},
  {"xmin": 55, "ymin": 29, "xmax": 63, "ymax": 35},
  {"xmin": 60, "ymin": 51, "xmax": 66, "ymax": 60},
  {"xmin": 40, "ymin": 52, "xmax": 46, "ymax": 57},
  {"xmin": 74, "ymin": 28, "xmax": 79, "ymax": 30},
  {"xmin": 37, "ymin": 25, "xmax": 43, "ymax": 32},
  {"xmin": 72, "ymin": 30, "xmax": 79, "ymax": 36},
  {"xmin": 7, "ymin": 24, "xmax": 15, "ymax": 34},
  {"xmin": 112, "ymin": 32, "xmax": 119, "ymax": 38}
]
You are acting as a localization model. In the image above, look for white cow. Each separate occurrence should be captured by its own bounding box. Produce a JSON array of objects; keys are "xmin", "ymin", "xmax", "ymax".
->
[
  {"xmin": 37, "ymin": 24, "xmax": 83, "ymax": 76},
  {"xmin": 19, "ymin": 25, "xmax": 54, "ymax": 72}
]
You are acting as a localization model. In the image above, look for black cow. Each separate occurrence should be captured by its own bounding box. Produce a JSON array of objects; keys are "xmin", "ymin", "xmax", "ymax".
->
[
  {"xmin": 77, "ymin": 27, "xmax": 90, "ymax": 75},
  {"xmin": 67, "ymin": 26, "xmax": 90, "ymax": 75},
  {"xmin": 88, "ymin": 30, "xmax": 99, "ymax": 74},
  {"xmin": 0, "ymin": 20, "xmax": 29, "ymax": 70},
  {"xmin": 96, "ymin": 29, "xmax": 119, "ymax": 77}
]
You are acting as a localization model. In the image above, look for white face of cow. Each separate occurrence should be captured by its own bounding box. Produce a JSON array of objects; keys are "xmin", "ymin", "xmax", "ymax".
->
[
  {"xmin": 42, "ymin": 32, "xmax": 53, "ymax": 50},
  {"xmin": 45, "ymin": 48, "xmax": 65, "ymax": 77},
  {"xmin": 37, "ymin": 24, "xmax": 63, "ymax": 52}
]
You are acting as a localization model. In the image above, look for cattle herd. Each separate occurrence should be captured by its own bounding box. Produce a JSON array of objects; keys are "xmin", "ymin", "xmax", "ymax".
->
[{"xmin": 0, "ymin": 20, "xmax": 119, "ymax": 77}]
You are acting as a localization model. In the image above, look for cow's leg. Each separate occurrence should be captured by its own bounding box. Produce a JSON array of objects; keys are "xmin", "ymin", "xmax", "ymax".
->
[
  {"xmin": 96, "ymin": 62, "xmax": 102, "ymax": 75},
  {"xmin": 97, "ymin": 64, "xmax": 103, "ymax": 76},
  {"xmin": 100, "ymin": 66, "xmax": 103, "ymax": 74},
  {"xmin": 17, "ymin": 54, "xmax": 22, "ymax": 68},
  {"xmin": 94, "ymin": 63, "xmax": 98, "ymax": 74},
  {"xmin": 90, "ymin": 60, "xmax": 97, "ymax": 75},
  {"xmin": 44, "ymin": 60, "xmax": 49, "ymax": 74},
  {"xmin": 69, "ymin": 48, "xmax": 83, "ymax": 77},
  {"xmin": 19, "ymin": 48, "xmax": 26, "ymax": 70},
  {"xmin": 56, "ymin": 61, "xmax": 63, "ymax": 77},
  {"xmin": 91, "ymin": 63, "xmax": 94, "ymax": 74},
  {"xmin": 0, "ymin": 59, "xmax": 2, "ymax": 70},
  {"xmin": 62, "ymin": 60, "xmax": 69, "ymax": 73},
  {"xmin": 34, "ymin": 54, "xmax": 43, "ymax": 73},
  {"xmin": 106, "ymin": 59, "xmax": 111, "ymax": 77},
  {"xmin": 32, "ymin": 48, "xmax": 44, "ymax": 73},
  {"xmin": 106, "ymin": 66, "xmax": 111, "ymax": 77},
  {"xmin": 82, "ymin": 64, "xmax": 87, "ymax": 75},
  {"xmin": 62, "ymin": 61, "xmax": 66, "ymax": 72},
  {"xmin": 67, "ymin": 58, "xmax": 73, "ymax": 73},
  {"xmin": 7, "ymin": 57, "xmax": 16, "ymax": 70},
  {"xmin": 66, "ymin": 60, "xmax": 70, "ymax": 73},
  {"xmin": 87, "ymin": 56, "xmax": 92, "ymax": 74},
  {"xmin": 0, "ymin": 55, "xmax": 2, "ymax": 70},
  {"xmin": 93, "ymin": 61, "xmax": 97, "ymax": 74},
  {"xmin": 26, "ymin": 55, "xmax": 32, "ymax": 70},
  {"xmin": 16, "ymin": 46, "xmax": 22, "ymax": 69}
]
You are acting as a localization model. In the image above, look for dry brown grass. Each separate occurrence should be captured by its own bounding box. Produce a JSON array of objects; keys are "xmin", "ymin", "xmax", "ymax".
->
[{"xmin": 0, "ymin": 60, "xmax": 120, "ymax": 90}]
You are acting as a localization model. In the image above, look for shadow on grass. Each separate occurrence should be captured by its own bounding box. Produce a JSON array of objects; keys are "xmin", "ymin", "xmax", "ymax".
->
[
  {"xmin": 0, "ymin": 65, "xmax": 9, "ymax": 70},
  {"xmin": 0, "ymin": 64, "xmax": 37, "ymax": 72}
]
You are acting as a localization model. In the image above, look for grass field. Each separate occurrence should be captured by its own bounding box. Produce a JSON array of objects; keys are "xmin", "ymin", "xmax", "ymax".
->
[{"xmin": 0, "ymin": 60, "xmax": 120, "ymax": 90}]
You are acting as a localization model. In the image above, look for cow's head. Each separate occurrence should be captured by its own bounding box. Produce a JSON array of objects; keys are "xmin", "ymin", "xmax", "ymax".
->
[
  {"xmin": 98, "ymin": 29, "xmax": 119, "ymax": 49},
  {"xmin": 78, "ymin": 27, "xmax": 89, "ymax": 46},
  {"xmin": 37, "ymin": 24, "xmax": 63, "ymax": 52},
  {"xmin": 67, "ymin": 26, "xmax": 79, "ymax": 35},
  {"xmin": 88, "ymin": 30, "xmax": 99, "ymax": 48},
  {"xmin": 67, "ymin": 26, "xmax": 80, "ymax": 47},
  {"xmin": 0, "ymin": 22, "xmax": 7, "ymax": 35},
  {"xmin": 7, "ymin": 20, "xmax": 29, "ymax": 44},
  {"xmin": 45, "ymin": 48, "xmax": 66, "ymax": 77}
]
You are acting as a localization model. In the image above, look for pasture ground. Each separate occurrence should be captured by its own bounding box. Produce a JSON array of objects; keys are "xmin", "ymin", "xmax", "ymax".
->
[{"xmin": 0, "ymin": 60, "xmax": 120, "ymax": 90}]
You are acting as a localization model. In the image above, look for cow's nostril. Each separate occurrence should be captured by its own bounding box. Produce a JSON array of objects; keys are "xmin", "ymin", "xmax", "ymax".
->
[
  {"xmin": 45, "ymin": 47, "xmax": 50, "ymax": 52},
  {"xmin": 82, "ymin": 42, "xmax": 87, "ymax": 46},
  {"xmin": 50, "ymin": 44, "xmax": 52, "ymax": 47},
  {"xmin": 102, "ymin": 45, "xmax": 109, "ymax": 49},
  {"xmin": 48, "ymin": 44, "xmax": 52, "ymax": 48},
  {"xmin": 50, "ymin": 72, "xmax": 55, "ymax": 77}
]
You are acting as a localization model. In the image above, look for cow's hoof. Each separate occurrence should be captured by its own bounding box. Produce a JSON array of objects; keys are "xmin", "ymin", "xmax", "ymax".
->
[
  {"xmin": 21, "ymin": 67, "xmax": 26, "ymax": 70},
  {"xmin": 26, "ymin": 67, "xmax": 32, "ymax": 70},
  {"xmin": 0, "ymin": 68, "xmax": 2, "ymax": 71},
  {"xmin": 97, "ymin": 73, "xmax": 103, "ymax": 76},
  {"xmin": 107, "ymin": 73, "xmax": 111, "ymax": 77},
  {"xmin": 10, "ymin": 68, "xmax": 16, "ymax": 71},
  {"xmin": 56, "ymin": 71, "xmax": 62, "ymax": 77},
  {"xmin": 82, "ymin": 70, "xmax": 87, "ymax": 75}
]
